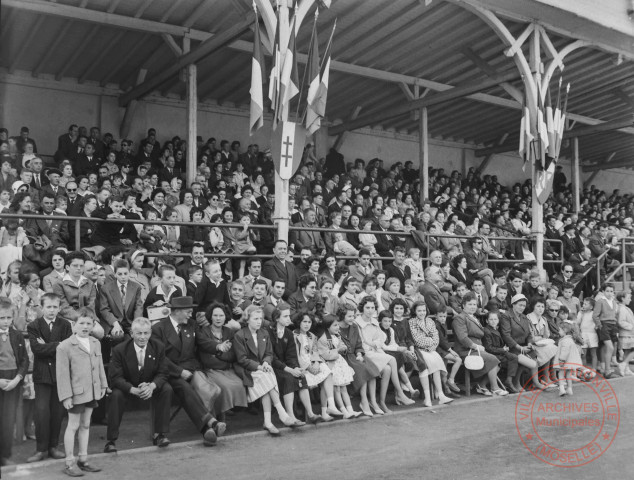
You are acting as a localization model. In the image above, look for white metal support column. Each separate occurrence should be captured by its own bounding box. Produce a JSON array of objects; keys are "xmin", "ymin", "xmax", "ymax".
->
[
  {"xmin": 419, "ymin": 107, "xmax": 429, "ymax": 206},
  {"xmin": 572, "ymin": 137, "xmax": 581, "ymax": 213},
  {"xmin": 184, "ymin": 36, "xmax": 197, "ymax": 186}
]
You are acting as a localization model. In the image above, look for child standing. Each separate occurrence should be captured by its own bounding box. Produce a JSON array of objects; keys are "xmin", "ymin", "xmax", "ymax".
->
[
  {"xmin": 556, "ymin": 321, "xmax": 583, "ymax": 396},
  {"xmin": 0, "ymin": 298, "xmax": 29, "ymax": 466},
  {"xmin": 316, "ymin": 316, "xmax": 361, "ymax": 419},
  {"xmin": 558, "ymin": 283, "xmax": 581, "ymax": 320},
  {"xmin": 576, "ymin": 297, "xmax": 598, "ymax": 371},
  {"xmin": 56, "ymin": 308, "xmax": 107, "ymax": 476}
]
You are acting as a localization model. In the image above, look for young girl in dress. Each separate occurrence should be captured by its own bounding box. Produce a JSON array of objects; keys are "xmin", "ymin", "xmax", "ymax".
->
[
  {"xmin": 378, "ymin": 311, "xmax": 419, "ymax": 398},
  {"xmin": 56, "ymin": 309, "xmax": 107, "ymax": 476},
  {"xmin": 557, "ymin": 321, "xmax": 583, "ymax": 396},
  {"xmin": 293, "ymin": 313, "xmax": 343, "ymax": 421},
  {"xmin": 576, "ymin": 297, "xmax": 598, "ymax": 370},
  {"xmin": 337, "ymin": 305, "xmax": 378, "ymax": 417},
  {"xmin": 316, "ymin": 316, "xmax": 361, "ymax": 419}
]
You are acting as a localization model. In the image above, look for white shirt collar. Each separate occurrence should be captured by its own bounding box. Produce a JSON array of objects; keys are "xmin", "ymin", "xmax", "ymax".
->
[
  {"xmin": 157, "ymin": 284, "xmax": 177, "ymax": 298},
  {"xmin": 133, "ymin": 342, "xmax": 146, "ymax": 356},
  {"xmin": 63, "ymin": 274, "xmax": 88, "ymax": 287},
  {"xmin": 169, "ymin": 316, "xmax": 180, "ymax": 333}
]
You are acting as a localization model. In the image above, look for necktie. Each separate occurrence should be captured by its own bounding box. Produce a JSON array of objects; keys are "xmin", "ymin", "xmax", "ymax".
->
[
  {"xmin": 477, "ymin": 294, "xmax": 482, "ymax": 307},
  {"xmin": 137, "ymin": 348, "xmax": 145, "ymax": 369},
  {"xmin": 53, "ymin": 186, "xmax": 57, "ymax": 194},
  {"xmin": 120, "ymin": 283, "xmax": 126, "ymax": 301},
  {"xmin": 177, "ymin": 324, "xmax": 183, "ymax": 340},
  {"xmin": 46, "ymin": 321, "xmax": 52, "ymax": 334},
  {"xmin": 35, "ymin": 174, "xmax": 41, "ymax": 189},
  {"xmin": 46, "ymin": 215, "xmax": 52, "ymax": 227}
]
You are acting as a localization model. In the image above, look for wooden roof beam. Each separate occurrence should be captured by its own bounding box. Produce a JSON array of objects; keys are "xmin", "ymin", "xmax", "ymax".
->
[
  {"xmin": 583, "ymin": 157, "xmax": 634, "ymax": 172},
  {"xmin": 119, "ymin": 14, "xmax": 255, "ymax": 106},
  {"xmin": 329, "ymin": 70, "xmax": 522, "ymax": 135},
  {"xmin": 460, "ymin": 47, "xmax": 523, "ymax": 102}
]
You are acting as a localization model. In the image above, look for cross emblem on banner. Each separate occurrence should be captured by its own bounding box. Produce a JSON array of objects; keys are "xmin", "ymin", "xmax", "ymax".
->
[{"xmin": 282, "ymin": 136, "xmax": 293, "ymax": 168}]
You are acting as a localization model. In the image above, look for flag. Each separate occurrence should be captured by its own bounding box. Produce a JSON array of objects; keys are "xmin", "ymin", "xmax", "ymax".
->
[
  {"xmin": 249, "ymin": 7, "xmax": 265, "ymax": 136},
  {"xmin": 274, "ymin": 14, "xmax": 299, "ymax": 129},
  {"xmin": 270, "ymin": 121, "xmax": 307, "ymax": 180},
  {"xmin": 535, "ymin": 160, "xmax": 556, "ymax": 205},
  {"xmin": 518, "ymin": 103, "xmax": 533, "ymax": 171},
  {"xmin": 311, "ymin": 20, "xmax": 336, "ymax": 119},
  {"xmin": 268, "ymin": 5, "xmax": 281, "ymax": 109},
  {"xmin": 304, "ymin": 16, "xmax": 321, "ymax": 135}
]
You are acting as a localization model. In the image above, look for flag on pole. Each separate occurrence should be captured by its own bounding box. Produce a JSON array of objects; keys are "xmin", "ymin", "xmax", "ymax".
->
[
  {"xmin": 518, "ymin": 100, "xmax": 534, "ymax": 172},
  {"xmin": 268, "ymin": 3, "xmax": 281, "ymax": 109},
  {"xmin": 304, "ymin": 15, "xmax": 321, "ymax": 135},
  {"xmin": 311, "ymin": 20, "xmax": 336, "ymax": 119},
  {"xmin": 249, "ymin": 5, "xmax": 265, "ymax": 136},
  {"xmin": 274, "ymin": 14, "xmax": 299, "ymax": 129}
]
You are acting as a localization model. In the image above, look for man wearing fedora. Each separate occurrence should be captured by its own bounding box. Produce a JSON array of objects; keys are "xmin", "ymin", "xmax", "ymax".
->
[
  {"xmin": 40, "ymin": 168, "xmax": 66, "ymax": 199},
  {"xmin": 151, "ymin": 296, "xmax": 225, "ymax": 446}
]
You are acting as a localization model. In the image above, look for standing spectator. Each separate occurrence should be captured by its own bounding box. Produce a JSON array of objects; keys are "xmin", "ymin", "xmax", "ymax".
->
[{"xmin": 26, "ymin": 293, "xmax": 71, "ymax": 463}]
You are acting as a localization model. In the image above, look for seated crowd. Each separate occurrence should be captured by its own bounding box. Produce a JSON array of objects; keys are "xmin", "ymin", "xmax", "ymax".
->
[{"xmin": 0, "ymin": 124, "xmax": 633, "ymax": 474}]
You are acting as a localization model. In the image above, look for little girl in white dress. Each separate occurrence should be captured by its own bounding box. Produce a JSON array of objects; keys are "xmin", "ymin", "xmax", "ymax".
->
[
  {"xmin": 556, "ymin": 321, "xmax": 583, "ymax": 396},
  {"xmin": 316, "ymin": 317, "xmax": 360, "ymax": 419}
]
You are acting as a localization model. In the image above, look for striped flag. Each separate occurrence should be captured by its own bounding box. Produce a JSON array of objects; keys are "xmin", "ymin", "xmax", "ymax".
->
[
  {"xmin": 268, "ymin": 4, "xmax": 281, "ymax": 109},
  {"xmin": 304, "ymin": 15, "xmax": 321, "ymax": 134},
  {"xmin": 249, "ymin": 6, "xmax": 265, "ymax": 136},
  {"xmin": 274, "ymin": 14, "xmax": 299, "ymax": 128},
  {"xmin": 518, "ymin": 102, "xmax": 533, "ymax": 171},
  {"xmin": 311, "ymin": 20, "xmax": 336, "ymax": 119}
]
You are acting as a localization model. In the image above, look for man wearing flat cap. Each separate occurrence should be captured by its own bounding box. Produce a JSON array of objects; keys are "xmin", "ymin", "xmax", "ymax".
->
[{"xmin": 151, "ymin": 296, "xmax": 225, "ymax": 446}]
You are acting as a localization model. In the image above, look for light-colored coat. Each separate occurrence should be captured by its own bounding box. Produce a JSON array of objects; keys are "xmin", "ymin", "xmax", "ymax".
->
[{"xmin": 56, "ymin": 335, "xmax": 107, "ymax": 404}]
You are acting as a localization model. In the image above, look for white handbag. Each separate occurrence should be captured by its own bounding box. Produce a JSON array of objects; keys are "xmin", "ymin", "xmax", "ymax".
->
[{"xmin": 464, "ymin": 348, "xmax": 485, "ymax": 370}]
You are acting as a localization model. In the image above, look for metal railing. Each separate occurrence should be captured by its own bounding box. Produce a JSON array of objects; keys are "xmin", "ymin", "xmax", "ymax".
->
[
  {"xmin": 0, "ymin": 211, "xmax": 564, "ymax": 268},
  {"xmin": 603, "ymin": 236, "xmax": 634, "ymax": 291}
]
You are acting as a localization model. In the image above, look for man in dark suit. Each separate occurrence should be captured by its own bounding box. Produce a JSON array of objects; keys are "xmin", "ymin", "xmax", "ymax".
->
[
  {"xmin": 150, "ymin": 296, "xmax": 225, "ymax": 446},
  {"xmin": 28, "ymin": 157, "xmax": 49, "ymax": 191},
  {"xmin": 25, "ymin": 192, "xmax": 69, "ymax": 249},
  {"xmin": 176, "ymin": 244, "xmax": 206, "ymax": 281},
  {"xmin": 74, "ymin": 142, "xmax": 101, "ymax": 177},
  {"xmin": 99, "ymin": 259, "xmax": 144, "ymax": 337},
  {"xmin": 105, "ymin": 318, "xmax": 173, "ymax": 452},
  {"xmin": 158, "ymin": 156, "xmax": 181, "ymax": 184},
  {"xmin": 26, "ymin": 293, "xmax": 71, "ymax": 463},
  {"xmin": 374, "ymin": 215, "xmax": 397, "ymax": 258},
  {"xmin": 385, "ymin": 247, "xmax": 411, "ymax": 294},
  {"xmin": 419, "ymin": 269, "xmax": 453, "ymax": 316},
  {"xmin": 262, "ymin": 240, "xmax": 298, "ymax": 299},
  {"xmin": 64, "ymin": 181, "xmax": 84, "ymax": 217},
  {"xmin": 40, "ymin": 168, "xmax": 66, "ymax": 199},
  {"xmin": 190, "ymin": 182, "xmax": 209, "ymax": 210},
  {"xmin": 290, "ymin": 209, "xmax": 326, "ymax": 254},
  {"xmin": 54, "ymin": 124, "xmax": 78, "ymax": 163}
]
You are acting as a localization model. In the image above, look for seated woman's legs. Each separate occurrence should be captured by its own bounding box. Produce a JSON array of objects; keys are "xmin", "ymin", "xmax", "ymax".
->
[
  {"xmin": 378, "ymin": 364, "xmax": 392, "ymax": 413},
  {"xmin": 385, "ymin": 357, "xmax": 414, "ymax": 406}
]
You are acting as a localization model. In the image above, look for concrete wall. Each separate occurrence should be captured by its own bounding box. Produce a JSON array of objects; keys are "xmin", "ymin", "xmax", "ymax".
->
[{"xmin": 1, "ymin": 72, "xmax": 632, "ymax": 194}]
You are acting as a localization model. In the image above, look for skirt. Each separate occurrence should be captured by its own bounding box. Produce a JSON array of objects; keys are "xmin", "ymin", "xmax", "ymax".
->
[
  {"xmin": 304, "ymin": 363, "xmax": 332, "ymax": 388},
  {"xmin": 385, "ymin": 350, "xmax": 407, "ymax": 370},
  {"xmin": 68, "ymin": 399, "xmax": 99, "ymax": 414},
  {"xmin": 202, "ymin": 369, "xmax": 248, "ymax": 413},
  {"xmin": 274, "ymin": 368, "xmax": 305, "ymax": 396},
  {"xmin": 417, "ymin": 350, "xmax": 447, "ymax": 376},
  {"xmin": 461, "ymin": 350, "xmax": 499, "ymax": 379},
  {"xmin": 620, "ymin": 334, "xmax": 634, "ymax": 350},
  {"xmin": 533, "ymin": 343, "xmax": 558, "ymax": 367},
  {"xmin": 344, "ymin": 354, "xmax": 380, "ymax": 392},
  {"xmin": 581, "ymin": 330, "xmax": 599, "ymax": 349},
  {"xmin": 329, "ymin": 356, "xmax": 355, "ymax": 387},
  {"xmin": 363, "ymin": 351, "xmax": 392, "ymax": 373},
  {"xmin": 248, "ymin": 370, "xmax": 278, "ymax": 403}
]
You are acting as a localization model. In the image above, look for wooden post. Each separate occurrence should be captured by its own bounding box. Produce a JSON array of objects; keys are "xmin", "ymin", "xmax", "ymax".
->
[
  {"xmin": 184, "ymin": 37, "xmax": 197, "ymax": 186},
  {"xmin": 572, "ymin": 137, "xmax": 581, "ymax": 213},
  {"xmin": 419, "ymin": 106, "xmax": 429, "ymax": 207}
]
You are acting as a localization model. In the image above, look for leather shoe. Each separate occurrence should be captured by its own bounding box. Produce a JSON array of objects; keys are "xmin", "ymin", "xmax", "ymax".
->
[
  {"xmin": 104, "ymin": 442, "xmax": 117, "ymax": 454},
  {"xmin": 202, "ymin": 427, "xmax": 217, "ymax": 446},
  {"xmin": 49, "ymin": 448, "xmax": 66, "ymax": 459},
  {"xmin": 213, "ymin": 421, "xmax": 227, "ymax": 437},
  {"xmin": 27, "ymin": 451, "xmax": 46, "ymax": 463},
  {"xmin": 77, "ymin": 460, "xmax": 101, "ymax": 473},
  {"xmin": 62, "ymin": 464, "xmax": 84, "ymax": 477},
  {"xmin": 306, "ymin": 414, "xmax": 323, "ymax": 424},
  {"xmin": 153, "ymin": 435, "xmax": 170, "ymax": 448}
]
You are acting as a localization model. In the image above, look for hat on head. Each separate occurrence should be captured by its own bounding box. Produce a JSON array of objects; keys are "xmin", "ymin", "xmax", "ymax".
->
[
  {"xmin": 45, "ymin": 168, "xmax": 63, "ymax": 177},
  {"xmin": 11, "ymin": 180, "xmax": 26, "ymax": 194},
  {"xmin": 169, "ymin": 296, "xmax": 197, "ymax": 309},
  {"xmin": 511, "ymin": 293, "xmax": 528, "ymax": 305}
]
